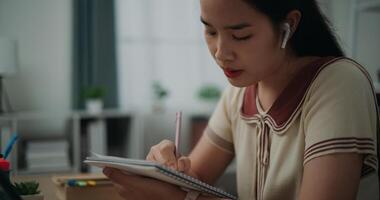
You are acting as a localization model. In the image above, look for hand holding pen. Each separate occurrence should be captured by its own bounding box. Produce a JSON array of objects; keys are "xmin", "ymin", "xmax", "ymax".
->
[{"xmin": 146, "ymin": 111, "xmax": 192, "ymax": 174}]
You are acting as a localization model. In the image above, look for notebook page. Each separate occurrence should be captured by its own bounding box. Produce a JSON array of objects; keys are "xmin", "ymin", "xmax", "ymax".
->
[{"xmin": 84, "ymin": 155, "xmax": 237, "ymax": 199}]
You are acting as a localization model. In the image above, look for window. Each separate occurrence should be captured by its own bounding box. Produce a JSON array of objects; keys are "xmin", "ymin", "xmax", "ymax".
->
[{"xmin": 115, "ymin": 0, "xmax": 226, "ymax": 112}]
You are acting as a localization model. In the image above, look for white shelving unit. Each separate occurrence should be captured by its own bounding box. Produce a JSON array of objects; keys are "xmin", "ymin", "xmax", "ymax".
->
[
  {"xmin": 0, "ymin": 112, "xmax": 71, "ymax": 175},
  {"xmin": 0, "ymin": 110, "xmax": 142, "ymax": 174},
  {"xmin": 71, "ymin": 109, "xmax": 139, "ymax": 173}
]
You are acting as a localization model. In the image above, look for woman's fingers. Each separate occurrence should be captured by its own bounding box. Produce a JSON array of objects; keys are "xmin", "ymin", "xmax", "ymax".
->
[
  {"xmin": 108, "ymin": 171, "xmax": 146, "ymax": 200},
  {"xmin": 104, "ymin": 167, "xmax": 152, "ymax": 186},
  {"xmin": 146, "ymin": 152, "xmax": 155, "ymax": 161},
  {"xmin": 103, "ymin": 167, "xmax": 138, "ymax": 186},
  {"xmin": 149, "ymin": 140, "xmax": 178, "ymax": 170},
  {"xmin": 146, "ymin": 140, "xmax": 192, "ymax": 173},
  {"xmin": 103, "ymin": 168, "xmax": 127, "ymax": 185},
  {"xmin": 177, "ymin": 157, "xmax": 191, "ymax": 173}
]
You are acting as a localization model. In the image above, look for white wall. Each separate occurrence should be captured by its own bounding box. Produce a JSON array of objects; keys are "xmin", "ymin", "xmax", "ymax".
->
[
  {"xmin": 326, "ymin": 0, "xmax": 380, "ymax": 84},
  {"xmin": 328, "ymin": 0, "xmax": 356, "ymax": 56},
  {"xmin": 355, "ymin": 9, "xmax": 380, "ymax": 83},
  {"xmin": 0, "ymin": 0, "xmax": 72, "ymax": 135}
]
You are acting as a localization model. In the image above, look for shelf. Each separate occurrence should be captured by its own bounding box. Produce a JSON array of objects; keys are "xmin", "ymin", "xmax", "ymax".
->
[
  {"xmin": 72, "ymin": 109, "xmax": 133, "ymax": 119},
  {"xmin": 71, "ymin": 111, "xmax": 134, "ymax": 173}
]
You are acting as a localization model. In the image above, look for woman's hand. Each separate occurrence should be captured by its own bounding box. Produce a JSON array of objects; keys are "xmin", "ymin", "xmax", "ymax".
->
[
  {"xmin": 103, "ymin": 139, "xmax": 193, "ymax": 200},
  {"xmin": 146, "ymin": 139, "xmax": 193, "ymax": 175},
  {"xmin": 103, "ymin": 167, "xmax": 186, "ymax": 200}
]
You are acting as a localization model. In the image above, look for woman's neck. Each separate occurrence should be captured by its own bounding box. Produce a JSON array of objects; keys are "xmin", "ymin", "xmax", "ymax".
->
[{"xmin": 257, "ymin": 55, "xmax": 320, "ymax": 112}]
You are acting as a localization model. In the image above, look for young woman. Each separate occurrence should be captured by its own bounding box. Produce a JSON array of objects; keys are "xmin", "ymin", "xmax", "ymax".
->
[{"xmin": 103, "ymin": 0, "xmax": 379, "ymax": 199}]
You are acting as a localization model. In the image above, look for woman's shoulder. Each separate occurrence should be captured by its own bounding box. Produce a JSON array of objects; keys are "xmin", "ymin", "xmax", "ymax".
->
[
  {"xmin": 302, "ymin": 57, "xmax": 377, "ymax": 113},
  {"xmin": 310, "ymin": 57, "xmax": 374, "ymax": 92},
  {"xmin": 320, "ymin": 57, "xmax": 371, "ymax": 81}
]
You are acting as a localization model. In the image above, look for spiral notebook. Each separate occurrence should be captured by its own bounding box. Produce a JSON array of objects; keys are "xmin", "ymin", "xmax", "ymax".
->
[{"xmin": 84, "ymin": 154, "xmax": 237, "ymax": 200}]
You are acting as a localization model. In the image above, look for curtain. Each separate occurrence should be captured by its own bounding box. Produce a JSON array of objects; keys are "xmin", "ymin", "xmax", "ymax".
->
[{"xmin": 73, "ymin": 0, "xmax": 118, "ymax": 109}]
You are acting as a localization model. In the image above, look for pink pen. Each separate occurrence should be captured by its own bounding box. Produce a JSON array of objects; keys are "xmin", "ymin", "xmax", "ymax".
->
[{"xmin": 175, "ymin": 111, "xmax": 182, "ymax": 158}]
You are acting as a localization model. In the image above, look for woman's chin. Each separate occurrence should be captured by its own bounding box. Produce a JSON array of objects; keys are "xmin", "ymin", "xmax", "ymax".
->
[{"xmin": 228, "ymin": 79, "xmax": 257, "ymax": 88}]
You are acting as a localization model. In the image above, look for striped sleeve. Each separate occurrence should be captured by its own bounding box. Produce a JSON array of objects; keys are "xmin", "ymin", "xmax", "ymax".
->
[
  {"xmin": 304, "ymin": 137, "xmax": 377, "ymax": 176},
  {"xmin": 303, "ymin": 60, "xmax": 378, "ymax": 176}
]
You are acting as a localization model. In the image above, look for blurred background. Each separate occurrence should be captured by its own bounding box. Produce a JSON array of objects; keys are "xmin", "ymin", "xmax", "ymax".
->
[{"xmin": 0, "ymin": 0, "xmax": 379, "ymax": 198}]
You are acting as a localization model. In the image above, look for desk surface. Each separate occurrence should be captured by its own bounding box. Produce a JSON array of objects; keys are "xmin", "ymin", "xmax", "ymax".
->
[
  {"xmin": 11, "ymin": 174, "xmax": 119, "ymax": 200},
  {"xmin": 12, "ymin": 175, "xmax": 59, "ymax": 200}
]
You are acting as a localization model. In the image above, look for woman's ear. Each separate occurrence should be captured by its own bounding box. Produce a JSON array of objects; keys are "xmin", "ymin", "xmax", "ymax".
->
[
  {"xmin": 281, "ymin": 10, "xmax": 302, "ymax": 49},
  {"xmin": 285, "ymin": 10, "xmax": 302, "ymax": 36}
]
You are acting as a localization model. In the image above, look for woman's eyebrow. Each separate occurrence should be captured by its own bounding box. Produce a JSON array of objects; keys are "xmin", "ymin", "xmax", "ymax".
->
[
  {"xmin": 200, "ymin": 17, "xmax": 252, "ymax": 30},
  {"xmin": 200, "ymin": 17, "xmax": 211, "ymax": 26},
  {"xmin": 225, "ymin": 23, "xmax": 251, "ymax": 30}
]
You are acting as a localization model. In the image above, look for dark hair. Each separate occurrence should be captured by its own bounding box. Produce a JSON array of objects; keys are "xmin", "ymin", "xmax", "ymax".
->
[{"xmin": 243, "ymin": 0, "xmax": 345, "ymax": 57}]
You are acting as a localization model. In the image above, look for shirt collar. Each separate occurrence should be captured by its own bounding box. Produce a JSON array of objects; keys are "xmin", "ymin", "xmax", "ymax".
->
[{"xmin": 240, "ymin": 56, "xmax": 340, "ymax": 131}]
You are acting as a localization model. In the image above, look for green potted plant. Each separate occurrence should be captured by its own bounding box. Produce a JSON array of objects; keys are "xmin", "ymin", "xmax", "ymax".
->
[
  {"xmin": 152, "ymin": 81, "xmax": 169, "ymax": 113},
  {"xmin": 82, "ymin": 86, "xmax": 106, "ymax": 113},
  {"xmin": 13, "ymin": 181, "xmax": 43, "ymax": 200},
  {"xmin": 197, "ymin": 84, "xmax": 221, "ymax": 112}
]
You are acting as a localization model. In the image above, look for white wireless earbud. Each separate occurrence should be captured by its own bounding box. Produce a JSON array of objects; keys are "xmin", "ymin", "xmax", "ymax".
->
[{"xmin": 281, "ymin": 23, "xmax": 291, "ymax": 49}]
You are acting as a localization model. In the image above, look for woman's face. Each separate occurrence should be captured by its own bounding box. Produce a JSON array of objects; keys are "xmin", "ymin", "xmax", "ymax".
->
[{"xmin": 200, "ymin": 0, "xmax": 285, "ymax": 87}]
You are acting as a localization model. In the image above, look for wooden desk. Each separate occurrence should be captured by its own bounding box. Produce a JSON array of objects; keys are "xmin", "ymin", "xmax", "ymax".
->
[
  {"xmin": 11, "ymin": 174, "xmax": 124, "ymax": 200},
  {"xmin": 12, "ymin": 175, "xmax": 59, "ymax": 200}
]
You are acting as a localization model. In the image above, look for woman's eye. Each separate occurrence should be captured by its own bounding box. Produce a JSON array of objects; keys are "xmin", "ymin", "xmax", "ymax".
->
[
  {"xmin": 205, "ymin": 30, "xmax": 217, "ymax": 36},
  {"xmin": 233, "ymin": 34, "xmax": 252, "ymax": 41}
]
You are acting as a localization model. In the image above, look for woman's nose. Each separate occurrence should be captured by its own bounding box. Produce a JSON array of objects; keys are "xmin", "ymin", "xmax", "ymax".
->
[{"xmin": 214, "ymin": 39, "xmax": 235, "ymax": 62}]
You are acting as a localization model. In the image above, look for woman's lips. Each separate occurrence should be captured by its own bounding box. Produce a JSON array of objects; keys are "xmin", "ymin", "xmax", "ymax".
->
[{"xmin": 223, "ymin": 68, "xmax": 244, "ymax": 78}]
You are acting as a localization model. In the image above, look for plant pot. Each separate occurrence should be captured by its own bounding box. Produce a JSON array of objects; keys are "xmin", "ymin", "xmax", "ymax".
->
[
  {"xmin": 21, "ymin": 193, "xmax": 44, "ymax": 200},
  {"xmin": 85, "ymin": 99, "xmax": 103, "ymax": 114}
]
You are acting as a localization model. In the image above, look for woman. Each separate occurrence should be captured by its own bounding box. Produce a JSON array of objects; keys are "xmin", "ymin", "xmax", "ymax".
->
[{"xmin": 103, "ymin": 0, "xmax": 379, "ymax": 199}]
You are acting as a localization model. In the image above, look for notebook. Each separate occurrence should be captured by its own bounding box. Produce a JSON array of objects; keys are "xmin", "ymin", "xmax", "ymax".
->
[{"xmin": 84, "ymin": 154, "xmax": 237, "ymax": 200}]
